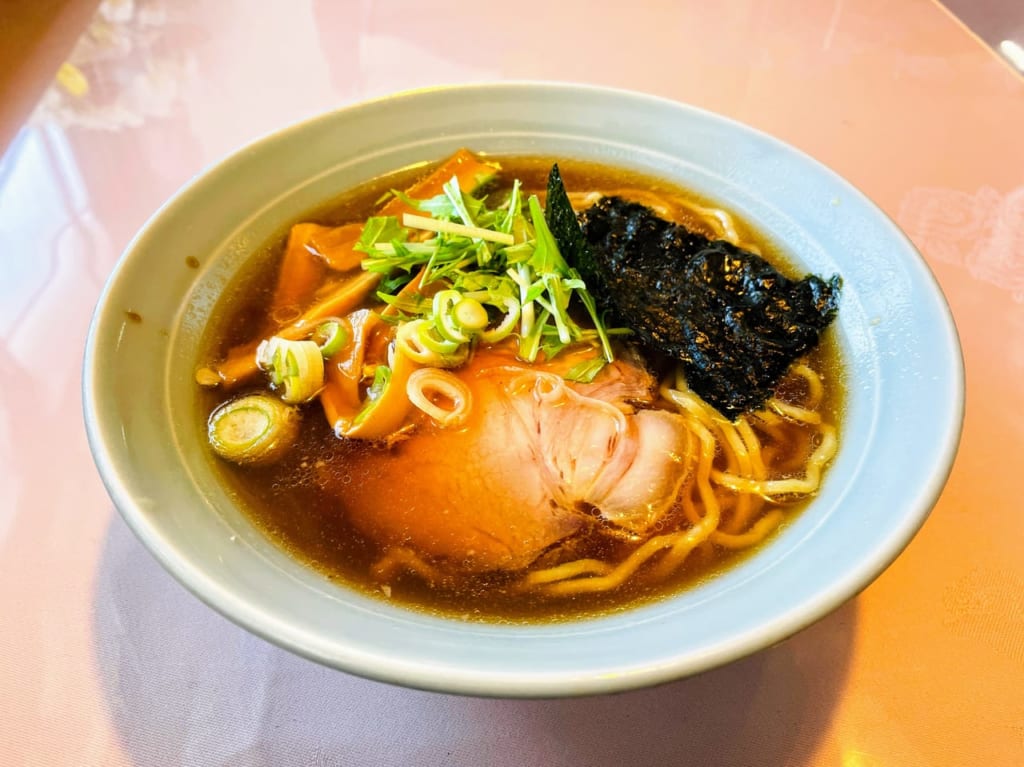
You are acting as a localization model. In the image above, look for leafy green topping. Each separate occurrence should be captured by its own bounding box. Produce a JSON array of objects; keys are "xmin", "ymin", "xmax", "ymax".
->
[
  {"xmin": 353, "ymin": 365, "xmax": 393, "ymax": 425},
  {"xmin": 564, "ymin": 357, "xmax": 608, "ymax": 383},
  {"xmin": 367, "ymin": 365, "xmax": 391, "ymax": 400},
  {"xmin": 355, "ymin": 168, "xmax": 626, "ymax": 370},
  {"xmin": 544, "ymin": 164, "xmax": 616, "ymax": 363}
]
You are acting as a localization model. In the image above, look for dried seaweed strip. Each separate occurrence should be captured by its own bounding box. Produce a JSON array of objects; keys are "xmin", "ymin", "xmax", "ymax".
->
[{"xmin": 554, "ymin": 187, "xmax": 839, "ymax": 419}]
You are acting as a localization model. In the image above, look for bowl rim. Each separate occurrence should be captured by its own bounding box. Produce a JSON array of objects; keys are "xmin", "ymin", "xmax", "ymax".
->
[{"xmin": 83, "ymin": 80, "xmax": 965, "ymax": 697}]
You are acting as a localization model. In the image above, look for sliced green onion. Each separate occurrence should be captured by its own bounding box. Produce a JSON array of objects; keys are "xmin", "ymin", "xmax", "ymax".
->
[
  {"xmin": 478, "ymin": 296, "xmax": 520, "ymax": 343},
  {"xmin": 313, "ymin": 319, "xmax": 349, "ymax": 358},
  {"xmin": 395, "ymin": 321, "xmax": 438, "ymax": 365},
  {"xmin": 417, "ymin": 321, "xmax": 461, "ymax": 355},
  {"xmin": 365, "ymin": 364, "xmax": 391, "ymax": 402},
  {"xmin": 256, "ymin": 337, "xmax": 325, "ymax": 403},
  {"xmin": 520, "ymin": 307, "xmax": 551, "ymax": 363},
  {"xmin": 357, "ymin": 168, "xmax": 621, "ymax": 367},
  {"xmin": 406, "ymin": 368, "xmax": 472, "ymax": 428},
  {"xmin": 432, "ymin": 290, "xmax": 470, "ymax": 343},
  {"xmin": 452, "ymin": 297, "xmax": 488, "ymax": 331},
  {"xmin": 395, "ymin": 320, "xmax": 467, "ymax": 368},
  {"xmin": 208, "ymin": 394, "xmax": 300, "ymax": 465},
  {"xmin": 353, "ymin": 365, "xmax": 392, "ymax": 425}
]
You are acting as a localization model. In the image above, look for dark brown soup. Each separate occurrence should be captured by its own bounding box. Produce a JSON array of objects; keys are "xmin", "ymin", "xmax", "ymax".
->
[{"xmin": 197, "ymin": 153, "xmax": 843, "ymax": 623}]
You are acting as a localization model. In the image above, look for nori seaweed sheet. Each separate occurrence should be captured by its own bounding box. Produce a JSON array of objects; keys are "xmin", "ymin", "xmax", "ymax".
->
[{"xmin": 545, "ymin": 166, "xmax": 841, "ymax": 419}]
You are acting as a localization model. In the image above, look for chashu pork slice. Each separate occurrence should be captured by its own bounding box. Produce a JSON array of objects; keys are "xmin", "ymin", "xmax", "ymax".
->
[{"xmin": 328, "ymin": 348, "xmax": 695, "ymax": 574}]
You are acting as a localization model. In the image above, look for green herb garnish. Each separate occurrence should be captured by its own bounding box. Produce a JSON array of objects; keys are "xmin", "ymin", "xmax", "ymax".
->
[{"xmin": 356, "ymin": 168, "xmax": 625, "ymax": 370}]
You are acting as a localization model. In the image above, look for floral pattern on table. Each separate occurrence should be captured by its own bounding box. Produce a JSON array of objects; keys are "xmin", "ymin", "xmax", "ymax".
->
[{"xmin": 898, "ymin": 185, "xmax": 1024, "ymax": 303}]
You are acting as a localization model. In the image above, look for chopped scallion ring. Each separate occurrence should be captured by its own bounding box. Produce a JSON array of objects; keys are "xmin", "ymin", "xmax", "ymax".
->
[
  {"xmin": 478, "ymin": 296, "xmax": 520, "ymax": 343},
  {"xmin": 355, "ymin": 171, "xmax": 625, "ymax": 368},
  {"xmin": 432, "ymin": 290, "xmax": 470, "ymax": 344},
  {"xmin": 208, "ymin": 394, "xmax": 300, "ymax": 465},
  {"xmin": 395, "ymin": 320, "xmax": 445, "ymax": 365},
  {"xmin": 452, "ymin": 297, "xmax": 488, "ymax": 331},
  {"xmin": 395, "ymin": 320, "xmax": 467, "ymax": 368},
  {"xmin": 416, "ymin": 321, "xmax": 462, "ymax": 356},
  {"xmin": 256, "ymin": 337, "xmax": 325, "ymax": 403},
  {"xmin": 313, "ymin": 319, "xmax": 349, "ymax": 358},
  {"xmin": 406, "ymin": 368, "xmax": 472, "ymax": 428}
]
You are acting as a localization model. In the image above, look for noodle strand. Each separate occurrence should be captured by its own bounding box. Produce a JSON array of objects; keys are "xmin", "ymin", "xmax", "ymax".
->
[{"xmin": 516, "ymin": 363, "xmax": 837, "ymax": 595}]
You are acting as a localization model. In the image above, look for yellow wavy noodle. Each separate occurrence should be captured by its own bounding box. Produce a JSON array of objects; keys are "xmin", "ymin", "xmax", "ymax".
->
[
  {"xmin": 371, "ymin": 547, "xmax": 447, "ymax": 585},
  {"xmin": 516, "ymin": 362, "xmax": 836, "ymax": 596},
  {"xmin": 711, "ymin": 509, "xmax": 784, "ymax": 549},
  {"xmin": 790, "ymin": 362, "xmax": 825, "ymax": 408}
]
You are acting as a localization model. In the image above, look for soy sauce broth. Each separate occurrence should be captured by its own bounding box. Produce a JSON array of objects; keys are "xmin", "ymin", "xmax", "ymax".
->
[{"xmin": 197, "ymin": 155, "xmax": 844, "ymax": 624}]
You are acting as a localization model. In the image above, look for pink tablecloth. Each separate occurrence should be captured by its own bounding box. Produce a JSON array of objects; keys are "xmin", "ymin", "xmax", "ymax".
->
[{"xmin": 1, "ymin": 1, "xmax": 1022, "ymax": 764}]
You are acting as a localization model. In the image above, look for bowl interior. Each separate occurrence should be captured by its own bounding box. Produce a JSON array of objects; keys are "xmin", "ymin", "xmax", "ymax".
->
[{"xmin": 83, "ymin": 83, "xmax": 963, "ymax": 697}]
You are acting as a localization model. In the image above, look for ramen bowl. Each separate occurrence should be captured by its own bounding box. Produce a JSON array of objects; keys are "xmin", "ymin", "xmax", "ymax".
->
[{"xmin": 83, "ymin": 82, "xmax": 963, "ymax": 697}]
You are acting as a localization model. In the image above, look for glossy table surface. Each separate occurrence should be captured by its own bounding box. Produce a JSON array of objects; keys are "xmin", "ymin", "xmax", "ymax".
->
[{"xmin": 1, "ymin": 1, "xmax": 1022, "ymax": 765}]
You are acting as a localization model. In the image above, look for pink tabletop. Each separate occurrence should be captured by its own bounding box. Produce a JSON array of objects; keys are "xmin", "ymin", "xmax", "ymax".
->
[{"xmin": 1, "ymin": 1, "xmax": 1022, "ymax": 764}]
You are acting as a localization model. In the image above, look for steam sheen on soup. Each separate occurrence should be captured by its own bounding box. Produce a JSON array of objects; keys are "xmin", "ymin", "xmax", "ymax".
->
[{"xmin": 196, "ymin": 151, "xmax": 842, "ymax": 622}]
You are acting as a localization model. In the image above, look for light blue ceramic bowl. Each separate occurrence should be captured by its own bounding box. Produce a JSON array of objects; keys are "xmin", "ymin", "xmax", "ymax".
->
[{"xmin": 83, "ymin": 83, "xmax": 963, "ymax": 697}]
